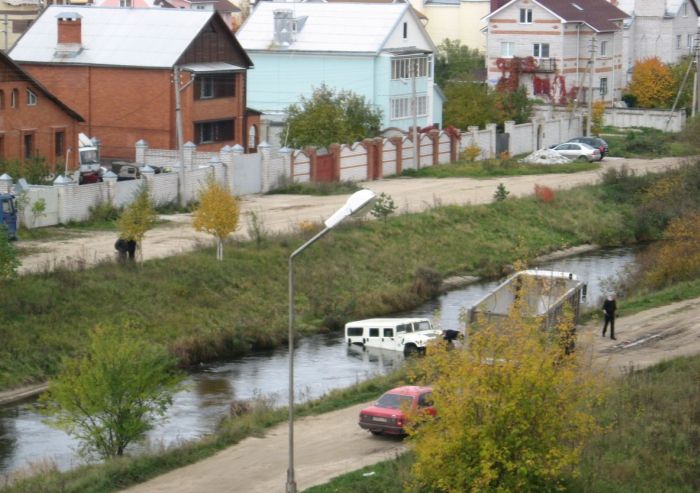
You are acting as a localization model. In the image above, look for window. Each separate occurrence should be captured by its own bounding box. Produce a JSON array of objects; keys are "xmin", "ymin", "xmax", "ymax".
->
[
  {"xmin": 533, "ymin": 43, "xmax": 550, "ymax": 58},
  {"xmin": 248, "ymin": 124, "xmax": 258, "ymax": 151},
  {"xmin": 26, "ymin": 89, "xmax": 37, "ymax": 106},
  {"xmin": 23, "ymin": 133, "xmax": 34, "ymax": 160},
  {"xmin": 383, "ymin": 328, "xmax": 394, "ymax": 337},
  {"xmin": 195, "ymin": 119, "xmax": 234, "ymax": 144},
  {"xmin": 600, "ymin": 40, "xmax": 607, "ymax": 56},
  {"xmin": 599, "ymin": 77, "xmax": 608, "ymax": 96},
  {"xmin": 418, "ymin": 392, "xmax": 433, "ymax": 408},
  {"xmin": 391, "ymin": 56, "xmax": 429, "ymax": 80},
  {"xmin": 519, "ymin": 8, "xmax": 532, "ymax": 23},
  {"xmin": 500, "ymin": 42, "xmax": 514, "ymax": 57},
  {"xmin": 347, "ymin": 327, "xmax": 363, "ymax": 336},
  {"xmin": 10, "ymin": 89, "xmax": 18, "ymax": 108},
  {"xmin": 688, "ymin": 34, "xmax": 694, "ymax": 52},
  {"xmin": 369, "ymin": 328, "xmax": 380, "ymax": 337},
  {"xmin": 55, "ymin": 130, "xmax": 65, "ymax": 158},
  {"xmin": 119, "ymin": 0, "xmax": 132, "ymax": 6},
  {"xmin": 677, "ymin": 35, "xmax": 682, "ymax": 49},
  {"xmin": 402, "ymin": 22, "xmax": 407, "ymax": 39},
  {"xmin": 195, "ymin": 74, "xmax": 235, "ymax": 100},
  {"xmin": 390, "ymin": 95, "xmax": 427, "ymax": 120},
  {"xmin": 683, "ymin": 1, "xmax": 688, "ymax": 16}
]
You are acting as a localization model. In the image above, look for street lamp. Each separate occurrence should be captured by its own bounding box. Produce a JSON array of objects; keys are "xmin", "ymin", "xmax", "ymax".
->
[{"xmin": 286, "ymin": 189, "xmax": 377, "ymax": 493}]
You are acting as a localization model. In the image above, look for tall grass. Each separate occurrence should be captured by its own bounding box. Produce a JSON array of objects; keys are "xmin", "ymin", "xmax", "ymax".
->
[
  {"xmin": 0, "ymin": 164, "xmax": 697, "ymax": 390},
  {"xmin": 401, "ymin": 159, "xmax": 599, "ymax": 178}
]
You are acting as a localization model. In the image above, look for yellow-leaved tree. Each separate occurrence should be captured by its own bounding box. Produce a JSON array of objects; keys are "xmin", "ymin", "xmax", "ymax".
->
[
  {"xmin": 407, "ymin": 279, "xmax": 606, "ymax": 492},
  {"xmin": 626, "ymin": 57, "xmax": 675, "ymax": 108},
  {"xmin": 116, "ymin": 185, "xmax": 158, "ymax": 261},
  {"xmin": 643, "ymin": 213, "xmax": 700, "ymax": 289},
  {"xmin": 192, "ymin": 177, "xmax": 240, "ymax": 261}
]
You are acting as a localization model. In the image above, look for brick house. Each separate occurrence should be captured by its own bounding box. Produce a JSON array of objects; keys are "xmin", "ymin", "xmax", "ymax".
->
[
  {"xmin": 484, "ymin": 0, "xmax": 629, "ymax": 105},
  {"xmin": 9, "ymin": 6, "xmax": 257, "ymax": 160},
  {"xmin": 0, "ymin": 50, "xmax": 83, "ymax": 170}
]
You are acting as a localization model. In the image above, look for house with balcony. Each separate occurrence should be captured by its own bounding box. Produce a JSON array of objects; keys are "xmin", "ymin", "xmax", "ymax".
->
[
  {"xmin": 484, "ymin": 0, "xmax": 629, "ymax": 105},
  {"xmin": 613, "ymin": 0, "xmax": 699, "ymax": 83},
  {"xmin": 9, "ymin": 6, "xmax": 257, "ymax": 160},
  {"xmin": 236, "ymin": 1, "xmax": 443, "ymax": 146}
]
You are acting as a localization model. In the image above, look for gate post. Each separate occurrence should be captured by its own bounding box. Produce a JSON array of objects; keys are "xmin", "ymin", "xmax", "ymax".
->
[
  {"xmin": 446, "ymin": 127, "xmax": 460, "ymax": 163},
  {"xmin": 390, "ymin": 136, "xmax": 403, "ymax": 175},
  {"xmin": 306, "ymin": 147, "xmax": 318, "ymax": 182},
  {"xmin": 429, "ymin": 129, "xmax": 440, "ymax": 166},
  {"xmin": 329, "ymin": 144, "xmax": 341, "ymax": 182}
]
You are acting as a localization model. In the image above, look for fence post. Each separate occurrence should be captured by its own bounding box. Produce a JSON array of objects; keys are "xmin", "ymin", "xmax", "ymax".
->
[
  {"xmin": 446, "ymin": 128, "xmax": 460, "ymax": 162},
  {"xmin": 0, "ymin": 173, "xmax": 12, "ymax": 194},
  {"xmin": 102, "ymin": 171, "xmax": 117, "ymax": 207},
  {"xmin": 183, "ymin": 141, "xmax": 196, "ymax": 170},
  {"xmin": 486, "ymin": 123, "xmax": 497, "ymax": 159},
  {"xmin": 390, "ymin": 136, "xmax": 403, "ymax": 175},
  {"xmin": 219, "ymin": 145, "xmax": 234, "ymax": 190},
  {"xmin": 258, "ymin": 141, "xmax": 272, "ymax": 191},
  {"xmin": 135, "ymin": 139, "xmax": 148, "ymax": 166},
  {"xmin": 428, "ymin": 129, "xmax": 439, "ymax": 166},
  {"xmin": 329, "ymin": 143, "xmax": 341, "ymax": 182},
  {"xmin": 278, "ymin": 146, "xmax": 292, "ymax": 192},
  {"xmin": 140, "ymin": 165, "xmax": 156, "ymax": 199}
]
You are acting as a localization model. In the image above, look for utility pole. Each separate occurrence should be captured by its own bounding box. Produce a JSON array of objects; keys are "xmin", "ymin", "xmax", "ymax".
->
[
  {"xmin": 411, "ymin": 57, "xmax": 419, "ymax": 170},
  {"xmin": 586, "ymin": 34, "xmax": 597, "ymax": 137},
  {"xmin": 693, "ymin": 29, "xmax": 700, "ymax": 117},
  {"xmin": 173, "ymin": 67, "xmax": 194, "ymax": 208}
]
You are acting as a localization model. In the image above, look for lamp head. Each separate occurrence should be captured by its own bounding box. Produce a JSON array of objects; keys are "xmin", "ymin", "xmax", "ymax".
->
[{"xmin": 324, "ymin": 189, "xmax": 377, "ymax": 229}]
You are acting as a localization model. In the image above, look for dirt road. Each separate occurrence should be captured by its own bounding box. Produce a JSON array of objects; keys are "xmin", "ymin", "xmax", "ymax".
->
[
  {"xmin": 16, "ymin": 156, "xmax": 688, "ymax": 274},
  {"xmin": 122, "ymin": 297, "xmax": 700, "ymax": 493}
]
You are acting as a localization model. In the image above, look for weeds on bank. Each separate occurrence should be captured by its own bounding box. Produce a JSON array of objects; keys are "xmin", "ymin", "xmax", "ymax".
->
[
  {"xmin": 401, "ymin": 158, "xmax": 598, "ymax": 178},
  {"xmin": 268, "ymin": 176, "xmax": 361, "ymax": 195}
]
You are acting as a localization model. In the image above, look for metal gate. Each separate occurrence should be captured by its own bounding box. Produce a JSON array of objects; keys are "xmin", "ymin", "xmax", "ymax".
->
[
  {"xmin": 496, "ymin": 132, "xmax": 510, "ymax": 156},
  {"xmin": 315, "ymin": 153, "xmax": 334, "ymax": 182}
]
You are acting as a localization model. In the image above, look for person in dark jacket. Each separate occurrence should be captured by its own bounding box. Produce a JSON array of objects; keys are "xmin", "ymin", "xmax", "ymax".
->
[
  {"xmin": 115, "ymin": 237, "xmax": 137, "ymax": 261},
  {"xmin": 602, "ymin": 293, "xmax": 617, "ymax": 340}
]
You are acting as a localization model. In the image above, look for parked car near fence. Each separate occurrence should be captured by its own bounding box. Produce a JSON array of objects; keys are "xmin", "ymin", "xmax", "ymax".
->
[
  {"xmin": 567, "ymin": 137, "xmax": 608, "ymax": 160},
  {"xmin": 550, "ymin": 142, "xmax": 601, "ymax": 162},
  {"xmin": 358, "ymin": 385, "xmax": 436, "ymax": 436}
]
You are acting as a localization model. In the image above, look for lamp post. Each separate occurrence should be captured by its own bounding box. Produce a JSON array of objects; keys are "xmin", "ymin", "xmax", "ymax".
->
[{"xmin": 286, "ymin": 189, "xmax": 377, "ymax": 493}]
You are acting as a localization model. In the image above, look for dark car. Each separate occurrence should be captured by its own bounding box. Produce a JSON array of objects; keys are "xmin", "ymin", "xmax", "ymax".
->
[
  {"xmin": 567, "ymin": 137, "xmax": 608, "ymax": 160},
  {"xmin": 358, "ymin": 385, "xmax": 436, "ymax": 436}
]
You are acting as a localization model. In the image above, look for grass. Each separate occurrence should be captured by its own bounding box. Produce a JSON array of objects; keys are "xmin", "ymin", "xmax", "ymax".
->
[
  {"xmin": 4, "ymin": 162, "xmax": 698, "ymax": 391},
  {"xmin": 299, "ymin": 354, "xmax": 700, "ymax": 493},
  {"xmin": 603, "ymin": 127, "xmax": 699, "ymax": 159},
  {"xmin": 0, "ymin": 371, "xmax": 407, "ymax": 493},
  {"xmin": 268, "ymin": 179, "xmax": 361, "ymax": 196},
  {"xmin": 400, "ymin": 159, "xmax": 599, "ymax": 179}
]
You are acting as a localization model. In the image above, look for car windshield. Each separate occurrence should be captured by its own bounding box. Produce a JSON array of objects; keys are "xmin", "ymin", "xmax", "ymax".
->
[{"xmin": 376, "ymin": 393, "xmax": 414, "ymax": 409}]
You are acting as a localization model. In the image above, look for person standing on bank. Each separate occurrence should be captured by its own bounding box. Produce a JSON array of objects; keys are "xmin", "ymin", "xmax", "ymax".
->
[{"xmin": 602, "ymin": 293, "xmax": 617, "ymax": 340}]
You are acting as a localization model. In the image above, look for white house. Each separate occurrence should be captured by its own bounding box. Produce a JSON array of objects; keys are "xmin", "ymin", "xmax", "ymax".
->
[
  {"xmin": 613, "ymin": 0, "xmax": 699, "ymax": 83},
  {"xmin": 484, "ymin": 0, "xmax": 629, "ymax": 104},
  {"xmin": 237, "ymin": 1, "xmax": 443, "ymax": 146}
]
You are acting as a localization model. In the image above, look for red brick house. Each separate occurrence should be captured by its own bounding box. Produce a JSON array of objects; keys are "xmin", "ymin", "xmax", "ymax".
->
[
  {"xmin": 0, "ymin": 50, "xmax": 83, "ymax": 171},
  {"xmin": 10, "ymin": 6, "xmax": 257, "ymax": 160}
]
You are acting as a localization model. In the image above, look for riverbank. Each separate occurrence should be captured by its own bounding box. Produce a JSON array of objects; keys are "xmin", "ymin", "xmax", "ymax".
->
[{"xmin": 1, "ymin": 161, "xmax": 698, "ymax": 392}]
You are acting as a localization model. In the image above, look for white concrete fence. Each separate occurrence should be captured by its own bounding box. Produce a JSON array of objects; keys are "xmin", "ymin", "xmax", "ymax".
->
[{"xmin": 0, "ymin": 114, "xmax": 584, "ymax": 229}]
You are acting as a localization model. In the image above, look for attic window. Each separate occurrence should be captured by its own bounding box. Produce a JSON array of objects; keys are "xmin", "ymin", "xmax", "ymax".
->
[
  {"xmin": 26, "ymin": 89, "xmax": 37, "ymax": 106},
  {"xmin": 403, "ymin": 22, "xmax": 407, "ymax": 39},
  {"xmin": 571, "ymin": 3, "xmax": 583, "ymax": 10}
]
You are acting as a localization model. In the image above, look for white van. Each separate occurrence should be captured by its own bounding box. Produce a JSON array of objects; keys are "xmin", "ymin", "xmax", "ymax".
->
[{"xmin": 344, "ymin": 318, "xmax": 442, "ymax": 355}]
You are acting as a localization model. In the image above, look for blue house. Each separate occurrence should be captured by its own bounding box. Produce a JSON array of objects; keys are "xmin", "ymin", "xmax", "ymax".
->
[{"xmin": 237, "ymin": 1, "xmax": 443, "ymax": 145}]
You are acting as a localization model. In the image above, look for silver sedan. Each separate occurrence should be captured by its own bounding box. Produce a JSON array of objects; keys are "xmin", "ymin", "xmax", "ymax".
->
[{"xmin": 550, "ymin": 142, "xmax": 601, "ymax": 162}]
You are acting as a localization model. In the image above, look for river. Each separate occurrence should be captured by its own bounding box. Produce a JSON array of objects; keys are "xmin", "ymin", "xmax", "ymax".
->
[{"xmin": 0, "ymin": 246, "xmax": 638, "ymax": 478}]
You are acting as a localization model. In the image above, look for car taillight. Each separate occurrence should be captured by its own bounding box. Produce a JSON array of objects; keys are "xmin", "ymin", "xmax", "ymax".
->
[{"xmin": 396, "ymin": 416, "xmax": 404, "ymax": 427}]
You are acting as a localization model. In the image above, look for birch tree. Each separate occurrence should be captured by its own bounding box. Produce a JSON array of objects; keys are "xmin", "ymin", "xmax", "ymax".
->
[{"xmin": 192, "ymin": 177, "xmax": 240, "ymax": 261}]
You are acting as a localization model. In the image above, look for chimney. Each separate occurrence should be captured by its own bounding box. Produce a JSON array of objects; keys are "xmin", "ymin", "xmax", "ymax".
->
[
  {"xmin": 57, "ymin": 12, "xmax": 82, "ymax": 46},
  {"xmin": 55, "ymin": 12, "xmax": 83, "ymax": 57}
]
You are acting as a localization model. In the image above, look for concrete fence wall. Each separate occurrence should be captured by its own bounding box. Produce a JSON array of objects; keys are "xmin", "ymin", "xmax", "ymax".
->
[
  {"xmin": 533, "ymin": 105, "xmax": 687, "ymax": 133},
  {"xmin": 4, "ymin": 115, "xmax": 584, "ymax": 229}
]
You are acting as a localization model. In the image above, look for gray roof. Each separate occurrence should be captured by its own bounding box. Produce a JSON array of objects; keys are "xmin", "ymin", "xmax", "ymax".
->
[
  {"xmin": 10, "ymin": 5, "xmax": 215, "ymax": 68},
  {"xmin": 238, "ymin": 1, "xmax": 426, "ymax": 53}
]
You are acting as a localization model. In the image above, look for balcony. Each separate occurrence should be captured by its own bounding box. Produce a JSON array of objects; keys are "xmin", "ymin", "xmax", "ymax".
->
[{"xmin": 521, "ymin": 57, "xmax": 557, "ymax": 73}]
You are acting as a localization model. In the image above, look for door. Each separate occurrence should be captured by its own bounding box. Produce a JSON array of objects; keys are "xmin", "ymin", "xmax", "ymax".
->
[
  {"xmin": 315, "ymin": 153, "xmax": 334, "ymax": 182},
  {"xmin": 380, "ymin": 327, "xmax": 397, "ymax": 350}
]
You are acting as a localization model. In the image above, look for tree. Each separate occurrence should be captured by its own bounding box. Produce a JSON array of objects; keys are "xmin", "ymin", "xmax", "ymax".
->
[
  {"xmin": 284, "ymin": 84, "xmax": 382, "ymax": 149},
  {"xmin": 626, "ymin": 58, "xmax": 675, "ymax": 109},
  {"xmin": 443, "ymin": 82, "xmax": 499, "ymax": 130},
  {"xmin": 643, "ymin": 213, "xmax": 700, "ymax": 289},
  {"xmin": 493, "ymin": 183, "xmax": 509, "ymax": 202},
  {"xmin": 407, "ymin": 281, "xmax": 605, "ymax": 492},
  {"xmin": 40, "ymin": 325, "xmax": 183, "ymax": 459},
  {"xmin": 591, "ymin": 100, "xmax": 606, "ymax": 135},
  {"xmin": 0, "ymin": 226, "xmax": 20, "ymax": 280},
  {"xmin": 495, "ymin": 86, "xmax": 533, "ymax": 124},
  {"xmin": 192, "ymin": 176, "xmax": 240, "ymax": 260},
  {"xmin": 668, "ymin": 56, "xmax": 695, "ymax": 110},
  {"xmin": 116, "ymin": 185, "xmax": 158, "ymax": 261},
  {"xmin": 370, "ymin": 192, "xmax": 397, "ymax": 223},
  {"xmin": 435, "ymin": 39, "xmax": 485, "ymax": 87}
]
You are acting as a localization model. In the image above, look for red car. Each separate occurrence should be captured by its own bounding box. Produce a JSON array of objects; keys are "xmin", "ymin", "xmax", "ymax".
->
[{"xmin": 358, "ymin": 385, "xmax": 436, "ymax": 436}]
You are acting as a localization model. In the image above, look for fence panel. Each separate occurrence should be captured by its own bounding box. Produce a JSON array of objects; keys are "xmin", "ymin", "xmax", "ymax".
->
[
  {"xmin": 419, "ymin": 134, "xmax": 433, "ymax": 168},
  {"xmin": 382, "ymin": 139, "xmax": 398, "ymax": 177},
  {"xmin": 21, "ymin": 187, "xmax": 58, "ymax": 228},
  {"xmin": 233, "ymin": 153, "xmax": 263, "ymax": 195},
  {"xmin": 338, "ymin": 143, "xmax": 368, "ymax": 182},
  {"xmin": 438, "ymin": 132, "xmax": 451, "ymax": 164},
  {"xmin": 291, "ymin": 150, "xmax": 311, "ymax": 183},
  {"xmin": 62, "ymin": 183, "xmax": 110, "ymax": 223},
  {"xmin": 401, "ymin": 137, "xmax": 416, "ymax": 171},
  {"xmin": 149, "ymin": 173, "xmax": 179, "ymax": 206},
  {"xmin": 115, "ymin": 179, "xmax": 142, "ymax": 208}
]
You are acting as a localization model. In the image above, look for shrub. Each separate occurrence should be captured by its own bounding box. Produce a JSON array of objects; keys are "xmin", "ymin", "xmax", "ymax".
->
[
  {"xmin": 461, "ymin": 144, "xmax": 482, "ymax": 162},
  {"xmin": 410, "ymin": 267, "xmax": 442, "ymax": 299},
  {"xmin": 534, "ymin": 184, "xmax": 555, "ymax": 203},
  {"xmin": 370, "ymin": 192, "xmax": 397, "ymax": 223},
  {"xmin": 493, "ymin": 183, "xmax": 510, "ymax": 202}
]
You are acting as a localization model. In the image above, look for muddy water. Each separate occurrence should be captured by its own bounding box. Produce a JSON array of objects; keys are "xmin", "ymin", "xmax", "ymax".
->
[{"xmin": 0, "ymin": 246, "xmax": 638, "ymax": 478}]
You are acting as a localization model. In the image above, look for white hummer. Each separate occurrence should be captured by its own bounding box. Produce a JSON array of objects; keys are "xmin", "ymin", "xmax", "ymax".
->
[{"xmin": 344, "ymin": 318, "xmax": 443, "ymax": 355}]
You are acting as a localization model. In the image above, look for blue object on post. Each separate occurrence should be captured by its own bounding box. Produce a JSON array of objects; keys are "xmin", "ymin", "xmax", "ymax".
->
[{"xmin": 0, "ymin": 193, "xmax": 17, "ymax": 240}]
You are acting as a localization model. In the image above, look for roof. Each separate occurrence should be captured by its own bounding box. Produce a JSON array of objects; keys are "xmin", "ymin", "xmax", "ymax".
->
[
  {"xmin": 614, "ymin": 0, "xmax": 700, "ymax": 17},
  {"xmin": 486, "ymin": 0, "xmax": 629, "ymax": 32},
  {"xmin": 0, "ymin": 50, "xmax": 84, "ymax": 122},
  {"xmin": 10, "ymin": 6, "xmax": 219, "ymax": 68},
  {"xmin": 345, "ymin": 318, "xmax": 431, "ymax": 327},
  {"xmin": 238, "ymin": 1, "xmax": 428, "ymax": 53},
  {"xmin": 180, "ymin": 62, "xmax": 246, "ymax": 73},
  {"xmin": 317, "ymin": 0, "xmax": 428, "ymax": 20}
]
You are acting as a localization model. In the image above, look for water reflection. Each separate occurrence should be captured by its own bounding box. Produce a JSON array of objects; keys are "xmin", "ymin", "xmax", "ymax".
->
[{"xmin": 0, "ymin": 246, "xmax": 639, "ymax": 477}]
